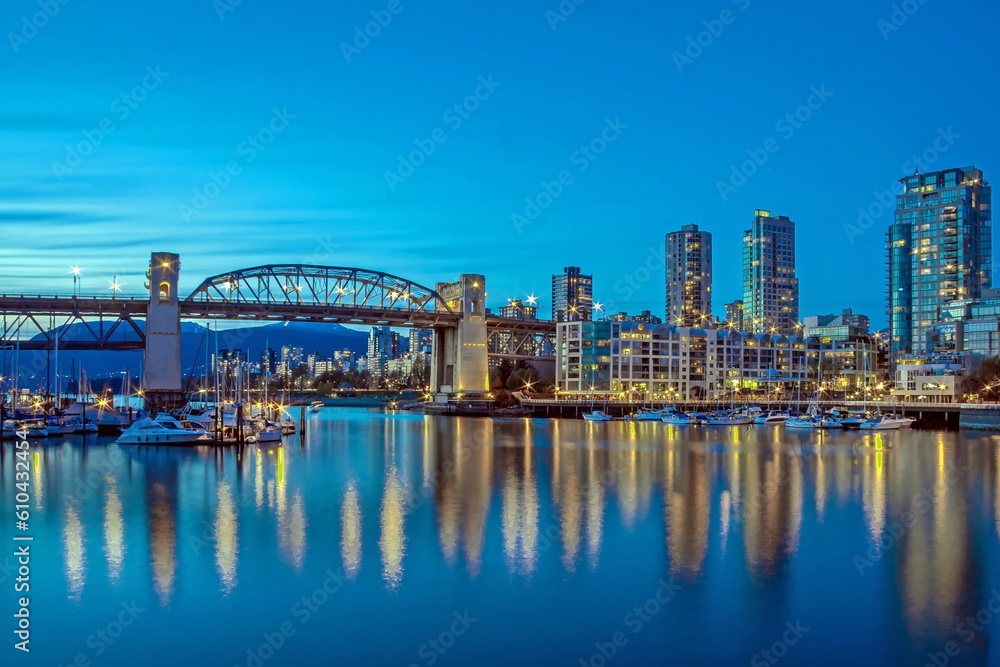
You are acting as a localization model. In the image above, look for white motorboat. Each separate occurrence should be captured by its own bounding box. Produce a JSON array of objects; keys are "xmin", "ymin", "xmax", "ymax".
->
[
  {"xmin": 60, "ymin": 415, "xmax": 98, "ymax": 434},
  {"xmin": 18, "ymin": 420, "xmax": 52, "ymax": 438},
  {"xmin": 753, "ymin": 411, "xmax": 790, "ymax": 424},
  {"xmin": 249, "ymin": 421, "xmax": 283, "ymax": 443},
  {"xmin": 707, "ymin": 412, "xmax": 754, "ymax": 426},
  {"xmin": 859, "ymin": 415, "xmax": 913, "ymax": 430},
  {"xmin": 629, "ymin": 409, "xmax": 661, "ymax": 422},
  {"xmin": 583, "ymin": 411, "xmax": 612, "ymax": 422},
  {"xmin": 785, "ymin": 416, "xmax": 821, "ymax": 429},
  {"xmin": 307, "ymin": 401, "xmax": 323, "ymax": 414},
  {"xmin": 116, "ymin": 418, "xmax": 207, "ymax": 445},
  {"xmin": 661, "ymin": 411, "xmax": 706, "ymax": 425}
]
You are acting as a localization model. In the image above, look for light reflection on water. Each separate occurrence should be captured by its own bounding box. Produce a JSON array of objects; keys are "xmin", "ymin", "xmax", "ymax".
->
[{"xmin": 5, "ymin": 410, "xmax": 1000, "ymax": 666}]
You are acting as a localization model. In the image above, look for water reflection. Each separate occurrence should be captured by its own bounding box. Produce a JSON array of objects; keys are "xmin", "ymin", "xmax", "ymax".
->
[
  {"xmin": 148, "ymin": 481, "xmax": 177, "ymax": 606},
  {"xmin": 5, "ymin": 416, "xmax": 1000, "ymax": 660},
  {"xmin": 103, "ymin": 478, "xmax": 125, "ymax": 584},
  {"xmin": 62, "ymin": 499, "xmax": 85, "ymax": 599},
  {"xmin": 380, "ymin": 467, "xmax": 406, "ymax": 588},
  {"xmin": 215, "ymin": 480, "xmax": 238, "ymax": 592},
  {"xmin": 341, "ymin": 481, "xmax": 362, "ymax": 580},
  {"xmin": 499, "ymin": 444, "xmax": 539, "ymax": 575}
]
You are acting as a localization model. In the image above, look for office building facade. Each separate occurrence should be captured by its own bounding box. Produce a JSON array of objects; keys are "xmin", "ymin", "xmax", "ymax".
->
[
  {"xmin": 887, "ymin": 166, "xmax": 992, "ymax": 355},
  {"xmin": 665, "ymin": 224, "xmax": 712, "ymax": 326},
  {"xmin": 552, "ymin": 266, "xmax": 593, "ymax": 322},
  {"xmin": 742, "ymin": 211, "xmax": 799, "ymax": 335}
]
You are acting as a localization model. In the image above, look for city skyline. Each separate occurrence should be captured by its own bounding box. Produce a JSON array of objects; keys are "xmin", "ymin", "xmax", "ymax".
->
[{"xmin": 2, "ymin": 0, "xmax": 997, "ymax": 329}]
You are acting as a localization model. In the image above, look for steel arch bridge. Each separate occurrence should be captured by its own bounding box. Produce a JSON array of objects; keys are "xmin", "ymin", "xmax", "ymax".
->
[
  {"xmin": 0, "ymin": 255, "xmax": 556, "ymax": 408},
  {"xmin": 186, "ymin": 265, "xmax": 454, "ymax": 315}
]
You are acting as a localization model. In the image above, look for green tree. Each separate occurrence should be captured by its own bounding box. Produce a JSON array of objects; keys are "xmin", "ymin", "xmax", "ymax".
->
[{"xmin": 291, "ymin": 363, "xmax": 310, "ymax": 391}]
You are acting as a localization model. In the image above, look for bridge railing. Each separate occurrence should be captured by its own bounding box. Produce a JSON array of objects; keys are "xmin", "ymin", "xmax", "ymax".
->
[{"xmin": 0, "ymin": 293, "xmax": 147, "ymax": 301}]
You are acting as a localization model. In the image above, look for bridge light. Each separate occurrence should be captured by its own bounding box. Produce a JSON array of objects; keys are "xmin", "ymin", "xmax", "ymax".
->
[{"xmin": 69, "ymin": 265, "xmax": 82, "ymax": 276}]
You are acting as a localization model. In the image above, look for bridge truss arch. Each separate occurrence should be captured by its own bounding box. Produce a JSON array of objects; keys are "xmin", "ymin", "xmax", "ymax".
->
[{"xmin": 185, "ymin": 265, "xmax": 454, "ymax": 315}]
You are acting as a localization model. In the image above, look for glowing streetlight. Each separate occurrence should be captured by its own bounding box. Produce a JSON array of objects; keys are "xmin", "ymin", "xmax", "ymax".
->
[
  {"xmin": 526, "ymin": 294, "xmax": 538, "ymax": 306},
  {"xmin": 109, "ymin": 277, "xmax": 123, "ymax": 298},
  {"xmin": 69, "ymin": 265, "xmax": 82, "ymax": 296}
]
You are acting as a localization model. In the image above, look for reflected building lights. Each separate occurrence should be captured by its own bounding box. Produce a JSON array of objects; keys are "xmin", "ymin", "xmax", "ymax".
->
[
  {"xmin": 813, "ymin": 445, "xmax": 827, "ymax": 522},
  {"xmin": 720, "ymin": 491, "xmax": 731, "ymax": 553},
  {"xmin": 149, "ymin": 482, "xmax": 177, "ymax": 606},
  {"xmin": 341, "ymin": 481, "xmax": 362, "ymax": 580},
  {"xmin": 995, "ymin": 446, "xmax": 999, "ymax": 539},
  {"xmin": 665, "ymin": 451, "xmax": 710, "ymax": 579},
  {"xmin": 554, "ymin": 443, "xmax": 583, "ymax": 572},
  {"xmin": 585, "ymin": 446, "xmax": 604, "ymax": 570},
  {"xmin": 254, "ymin": 448, "xmax": 264, "ymax": 510},
  {"xmin": 33, "ymin": 451, "xmax": 42, "ymax": 510},
  {"xmin": 215, "ymin": 480, "xmax": 238, "ymax": 592},
  {"xmin": 863, "ymin": 444, "xmax": 887, "ymax": 546},
  {"xmin": 380, "ymin": 468, "xmax": 406, "ymax": 588},
  {"xmin": 103, "ymin": 478, "xmax": 125, "ymax": 584},
  {"xmin": 63, "ymin": 499, "xmax": 86, "ymax": 599}
]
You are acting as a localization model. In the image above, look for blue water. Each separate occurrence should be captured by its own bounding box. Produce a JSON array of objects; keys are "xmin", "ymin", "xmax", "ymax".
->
[{"xmin": 3, "ymin": 410, "xmax": 1000, "ymax": 666}]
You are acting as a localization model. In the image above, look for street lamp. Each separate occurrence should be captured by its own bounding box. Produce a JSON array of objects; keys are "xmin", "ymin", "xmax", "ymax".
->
[
  {"xmin": 70, "ymin": 265, "xmax": 82, "ymax": 296},
  {"xmin": 109, "ymin": 277, "xmax": 123, "ymax": 299}
]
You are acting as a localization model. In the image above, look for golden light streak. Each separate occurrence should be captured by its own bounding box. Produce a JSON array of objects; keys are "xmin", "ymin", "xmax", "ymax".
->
[
  {"xmin": 149, "ymin": 482, "xmax": 176, "ymax": 606},
  {"xmin": 341, "ymin": 481, "xmax": 362, "ymax": 580},
  {"xmin": 585, "ymin": 446, "xmax": 604, "ymax": 570},
  {"xmin": 215, "ymin": 480, "xmax": 238, "ymax": 592},
  {"xmin": 103, "ymin": 478, "xmax": 124, "ymax": 584},
  {"xmin": 380, "ymin": 469, "xmax": 406, "ymax": 588},
  {"xmin": 63, "ymin": 500, "xmax": 86, "ymax": 599}
]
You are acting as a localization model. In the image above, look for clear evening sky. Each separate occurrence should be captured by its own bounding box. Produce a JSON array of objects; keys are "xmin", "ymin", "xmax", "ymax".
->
[{"xmin": 1, "ymin": 0, "xmax": 997, "ymax": 327}]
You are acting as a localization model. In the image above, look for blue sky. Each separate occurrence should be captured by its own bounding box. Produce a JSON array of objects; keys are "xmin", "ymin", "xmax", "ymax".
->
[{"xmin": 1, "ymin": 0, "xmax": 997, "ymax": 327}]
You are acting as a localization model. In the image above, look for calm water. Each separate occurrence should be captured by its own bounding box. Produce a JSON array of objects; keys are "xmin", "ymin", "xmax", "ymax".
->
[{"xmin": 3, "ymin": 410, "xmax": 1000, "ymax": 666}]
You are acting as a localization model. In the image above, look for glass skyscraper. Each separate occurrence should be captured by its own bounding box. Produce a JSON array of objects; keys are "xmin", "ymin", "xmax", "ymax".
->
[
  {"xmin": 665, "ymin": 223, "xmax": 712, "ymax": 327},
  {"xmin": 741, "ymin": 210, "xmax": 800, "ymax": 335},
  {"xmin": 887, "ymin": 166, "xmax": 992, "ymax": 355},
  {"xmin": 551, "ymin": 266, "xmax": 593, "ymax": 322}
]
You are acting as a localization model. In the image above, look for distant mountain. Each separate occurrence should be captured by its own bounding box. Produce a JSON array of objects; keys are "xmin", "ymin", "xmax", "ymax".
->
[{"xmin": 9, "ymin": 321, "xmax": 371, "ymax": 382}]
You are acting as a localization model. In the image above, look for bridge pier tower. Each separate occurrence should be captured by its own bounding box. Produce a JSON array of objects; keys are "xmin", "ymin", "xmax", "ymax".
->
[
  {"xmin": 143, "ymin": 252, "xmax": 185, "ymax": 413},
  {"xmin": 432, "ymin": 274, "xmax": 489, "ymax": 395}
]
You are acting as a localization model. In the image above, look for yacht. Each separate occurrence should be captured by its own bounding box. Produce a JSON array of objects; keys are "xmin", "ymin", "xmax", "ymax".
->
[
  {"xmin": 249, "ymin": 421, "xmax": 283, "ymax": 443},
  {"xmin": 859, "ymin": 414, "xmax": 914, "ymax": 430},
  {"xmin": 629, "ymin": 409, "xmax": 662, "ymax": 422},
  {"xmin": 583, "ymin": 410, "xmax": 612, "ymax": 422},
  {"xmin": 753, "ymin": 411, "xmax": 790, "ymax": 424},
  {"xmin": 785, "ymin": 415, "xmax": 821, "ymax": 429},
  {"xmin": 116, "ymin": 418, "xmax": 207, "ymax": 445},
  {"xmin": 706, "ymin": 411, "xmax": 754, "ymax": 426},
  {"xmin": 18, "ymin": 420, "xmax": 52, "ymax": 438},
  {"xmin": 661, "ymin": 411, "xmax": 706, "ymax": 425}
]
